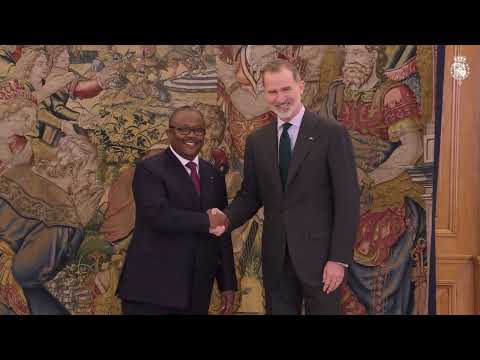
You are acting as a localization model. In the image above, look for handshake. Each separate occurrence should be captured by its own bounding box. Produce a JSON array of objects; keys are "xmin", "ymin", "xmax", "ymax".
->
[{"xmin": 207, "ymin": 208, "xmax": 230, "ymax": 236}]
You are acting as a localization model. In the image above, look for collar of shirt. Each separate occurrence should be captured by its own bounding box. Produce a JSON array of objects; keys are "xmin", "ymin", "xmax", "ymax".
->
[
  {"xmin": 276, "ymin": 104, "xmax": 305, "ymax": 134},
  {"xmin": 169, "ymin": 145, "xmax": 200, "ymax": 175}
]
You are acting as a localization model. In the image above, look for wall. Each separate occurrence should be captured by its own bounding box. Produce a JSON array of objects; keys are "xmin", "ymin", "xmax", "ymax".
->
[{"xmin": 436, "ymin": 45, "xmax": 480, "ymax": 314}]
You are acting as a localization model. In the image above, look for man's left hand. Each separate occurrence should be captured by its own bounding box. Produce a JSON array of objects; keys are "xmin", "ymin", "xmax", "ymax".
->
[
  {"xmin": 220, "ymin": 290, "xmax": 235, "ymax": 314},
  {"xmin": 322, "ymin": 261, "xmax": 345, "ymax": 294}
]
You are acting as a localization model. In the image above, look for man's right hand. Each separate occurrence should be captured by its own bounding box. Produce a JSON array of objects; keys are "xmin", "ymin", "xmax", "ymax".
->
[{"xmin": 207, "ymin": 208, "xmax": 229, "ymax": 236}]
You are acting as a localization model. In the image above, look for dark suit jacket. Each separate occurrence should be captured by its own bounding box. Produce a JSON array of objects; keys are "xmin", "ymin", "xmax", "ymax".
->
[
  {"xmin": 116, "ymin": 148, "xmax": 236, "ymax": 309},
  {"xmin": 224, "ymin": 110, "xmax": 359, "ymax": 289}
]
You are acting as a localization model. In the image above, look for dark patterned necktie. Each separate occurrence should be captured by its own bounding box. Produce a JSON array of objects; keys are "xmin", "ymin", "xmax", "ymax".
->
[
  {"xmin": 279, "ymin": 123, "xmax": 292, "ymax": 191},
  {"xmin": 186, "ymin": 161, "xmax": 201, "ymax": 195}
]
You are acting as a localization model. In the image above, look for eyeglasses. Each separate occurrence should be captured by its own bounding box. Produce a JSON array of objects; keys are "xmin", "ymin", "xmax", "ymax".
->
[{"xmin": 169, "ymin": 126, "xmax": 206, "ymax": 136}]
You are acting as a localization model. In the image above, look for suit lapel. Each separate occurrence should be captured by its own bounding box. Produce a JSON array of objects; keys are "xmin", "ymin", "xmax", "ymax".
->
[
  {"xmin": 286, "ymin": 111, "xmax": 318, "ymax": 187},
  {"xmin": 165, "ymin": 148, "xmax": 201, "ymax": 208},
  {"xmin": 263, "ymin": 121, "xmax": 284, "ymax": 197},
  {"xmin": 199, "ymin": 160, "xmax": 214, "ymax": 211}
]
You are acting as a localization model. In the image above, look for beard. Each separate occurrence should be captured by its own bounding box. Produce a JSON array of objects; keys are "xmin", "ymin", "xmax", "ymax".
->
[
  {"xmin": 342, "ymin": 61, "xmax": 374, "ymax": 90},
  {"xmin": 268, "ymin": 99, "xmax": 301, "ymax": 120}
]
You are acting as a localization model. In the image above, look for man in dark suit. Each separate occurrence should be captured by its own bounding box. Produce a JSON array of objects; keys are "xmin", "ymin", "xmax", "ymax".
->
[
  {"xmin": 117, "ymin": 106, "xmax": 236, "ymax": 315},
  {"xmin": 210, "ymin": 60, "xmax": 359, "ymax": 314}
]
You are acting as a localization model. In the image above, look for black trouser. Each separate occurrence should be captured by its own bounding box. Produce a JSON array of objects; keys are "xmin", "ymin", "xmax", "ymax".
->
[
  {"xmin": 122, "ymin": 251, "xmax": 215, "ymax": 315},
  {"xmin": 264, "ymin": 245, "xmax": 341, "ymax": 315},
  {"xmin": 121, "ymin": 300, "xmax": 186, "ymax": 315},
  {"xmin": 121, "ymin": 277, "xmax": 214, "ymax": 315}
]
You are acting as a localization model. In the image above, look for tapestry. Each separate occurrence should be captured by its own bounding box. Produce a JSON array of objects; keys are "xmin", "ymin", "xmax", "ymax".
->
[{"xmin": 0, "ymin": 45, "xmax": 439, "ymax": 315}]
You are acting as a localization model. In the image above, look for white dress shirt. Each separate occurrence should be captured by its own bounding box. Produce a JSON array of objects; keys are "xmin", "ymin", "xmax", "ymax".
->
[
  {"xmin": 169, "ymin": 145, "xmax": 200, "ymax": 178},
  {"xmin": 276, "ymin": 105, "xmax": 305, "ymax": 154}
]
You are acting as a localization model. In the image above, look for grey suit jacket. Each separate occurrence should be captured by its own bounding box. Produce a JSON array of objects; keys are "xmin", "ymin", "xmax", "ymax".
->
[{"xmin": 224, "ymin": 110, "xmax": 360, "ymax": 288}]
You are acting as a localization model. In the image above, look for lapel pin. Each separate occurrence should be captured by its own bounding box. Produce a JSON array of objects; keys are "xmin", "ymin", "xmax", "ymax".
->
[{"xmin": 307, "ymin": 136, "xmax": 315, "ymax": 141}]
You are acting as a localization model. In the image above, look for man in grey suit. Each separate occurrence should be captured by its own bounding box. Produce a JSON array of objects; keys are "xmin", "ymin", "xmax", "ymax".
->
[{"xmin": 209, "ymin": 59, "xmax": 359, "ymax": 314}]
